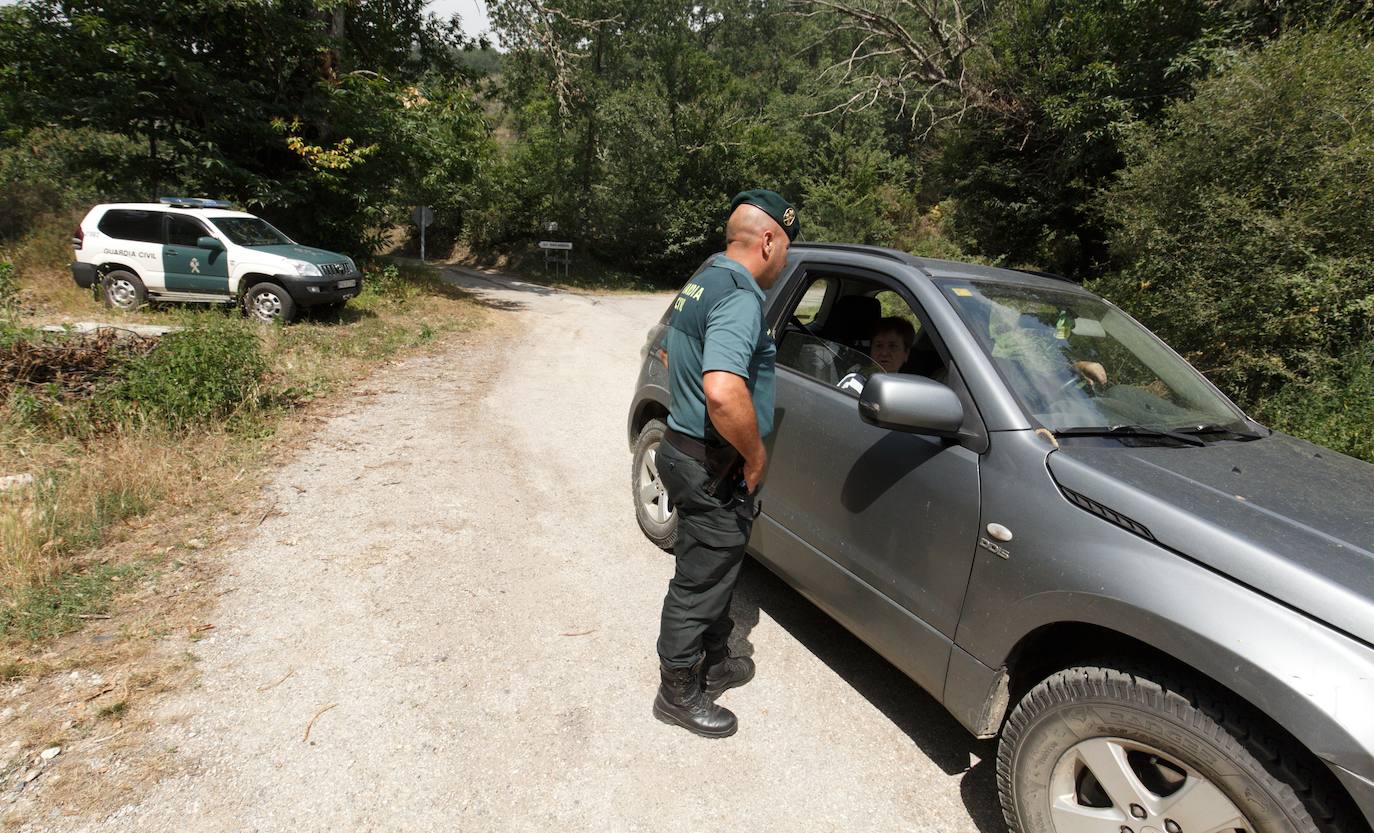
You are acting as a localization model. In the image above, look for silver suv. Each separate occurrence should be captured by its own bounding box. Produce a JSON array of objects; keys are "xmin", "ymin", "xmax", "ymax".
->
[{"xmin": 628, "ymin": 244, "xmax": 1374, "ymax": 833}]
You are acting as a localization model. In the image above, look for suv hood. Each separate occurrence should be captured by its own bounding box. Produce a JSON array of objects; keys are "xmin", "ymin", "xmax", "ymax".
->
[
  {"xmin": 1047, "ymin": 432, "xmax": 1374, "ymax": 646},
  {"xmin": 250, "ymin": 244, "xmax": 348, "ymax": 265}
]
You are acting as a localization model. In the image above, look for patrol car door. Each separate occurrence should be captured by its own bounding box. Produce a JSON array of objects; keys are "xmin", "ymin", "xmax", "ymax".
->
[
  {"xmin": 756, "ymin": 267, "xmax": 982, "ymax": 696},
  {"xmin": 163, "ymin": 214, "xmax": 230, "ymax": 295}
]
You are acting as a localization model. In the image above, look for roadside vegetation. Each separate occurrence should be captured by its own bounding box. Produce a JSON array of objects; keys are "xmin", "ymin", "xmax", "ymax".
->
[{"xmin": 0, "ymin": 250, "xmax": 481, "ymax": 646}]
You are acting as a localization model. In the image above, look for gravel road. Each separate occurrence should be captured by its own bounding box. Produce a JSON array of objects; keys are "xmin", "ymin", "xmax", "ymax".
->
[{"xmin": 43, "ymin": 267, "xmax": 1002, "ymax": 833}]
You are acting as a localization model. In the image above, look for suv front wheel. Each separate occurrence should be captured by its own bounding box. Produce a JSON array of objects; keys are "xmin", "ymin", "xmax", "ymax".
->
[
  {"xmin": 243, "ymin": 282, "xmax": 296, "ymax": 324},
  {"xmin": 999, "ymin": 664, "xmax": 1355, "ymax": 833}
]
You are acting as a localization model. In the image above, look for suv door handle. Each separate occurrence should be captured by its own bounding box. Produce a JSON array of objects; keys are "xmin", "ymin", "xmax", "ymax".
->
[{"xmin": 166, "ymin": 248, "xmax": 180, "ymax": 255}]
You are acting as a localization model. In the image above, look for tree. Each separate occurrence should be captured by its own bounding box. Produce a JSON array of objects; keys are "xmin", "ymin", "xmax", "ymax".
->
[
  {"xmin": 0, "ymin": 0, "xmax": 490, "ymax": 253},
  {"xmin": 1093, "ymin": 26, "xmax": 1374, "ymax": 458}
]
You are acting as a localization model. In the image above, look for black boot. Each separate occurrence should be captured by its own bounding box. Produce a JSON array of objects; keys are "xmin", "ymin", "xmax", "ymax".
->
[
  {"xmin": 703, "ymin": 648, "xmax": 755, "ymax": 696},
  {"xmin": 653, "ymin": 659, "xmax": 738, "ymax": 738}
]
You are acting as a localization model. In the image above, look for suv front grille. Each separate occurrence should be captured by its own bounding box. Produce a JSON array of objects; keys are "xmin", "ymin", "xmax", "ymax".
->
[
  {"xmin": 320, "ymin": 262, "xmax": 349, "ymax": 276},
  {"xmin": 1059, "ymin": 486, "xmax": 1156, "ymax": 541}
]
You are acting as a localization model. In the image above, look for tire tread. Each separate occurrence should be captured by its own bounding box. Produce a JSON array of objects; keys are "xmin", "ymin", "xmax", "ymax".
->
[{"xmin": 997, "ymin": 662, "xmax": 1360, "ymax": 833}]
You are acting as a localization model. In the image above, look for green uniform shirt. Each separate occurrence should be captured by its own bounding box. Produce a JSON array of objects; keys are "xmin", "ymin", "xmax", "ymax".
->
[{"xmin": 664, "ymin": 255, "xmax": 776, "ymax": 443}]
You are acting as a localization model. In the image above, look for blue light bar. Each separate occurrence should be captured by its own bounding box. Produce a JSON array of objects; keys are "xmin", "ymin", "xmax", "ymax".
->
[{"xmin": 158, "ymin": 197, "xmax": 235, "ymax": 209}]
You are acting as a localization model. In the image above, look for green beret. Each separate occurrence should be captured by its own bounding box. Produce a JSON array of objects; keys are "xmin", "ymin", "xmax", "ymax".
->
[{"xmin": 730, "ymin": 188, "xmax": 800, "ymax": 241}]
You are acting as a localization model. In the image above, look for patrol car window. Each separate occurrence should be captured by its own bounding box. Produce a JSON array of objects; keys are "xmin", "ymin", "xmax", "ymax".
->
[
  {"xmin": 97, "ymin": 210, "xmax": 163, "ymax": 244},
  {"xmin": 167, "ymin": 215, "xmax": 210, "ymax": 247},
  {"xmin": 210, "ymin": 217, "xmax": 292, "ymax": 247}
]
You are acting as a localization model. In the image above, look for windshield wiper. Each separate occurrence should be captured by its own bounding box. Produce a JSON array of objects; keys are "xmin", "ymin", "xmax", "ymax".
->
[
  {"xmin": 1176, "ymin": 422, "xmax": 1267, "ymax": 440},
  {"xmin": 1054, "ymin": 425, "xmax": 1207, "ymax": 447}
]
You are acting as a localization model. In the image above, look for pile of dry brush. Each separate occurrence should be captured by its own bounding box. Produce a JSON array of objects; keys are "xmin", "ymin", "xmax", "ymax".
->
[{"xmin": 0, "ymin": 330, "xmax": 155, "ymax": 400}]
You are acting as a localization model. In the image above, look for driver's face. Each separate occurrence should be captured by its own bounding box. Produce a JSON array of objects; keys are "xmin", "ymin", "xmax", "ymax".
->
[{"xmin": 872, "ymin": 331, "xmax": 911, "ymax": 373}]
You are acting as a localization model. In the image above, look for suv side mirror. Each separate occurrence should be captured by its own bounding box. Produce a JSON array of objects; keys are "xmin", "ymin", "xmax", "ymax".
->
[
  {"xmin": 858, "ymin": 374, "xmax": 965, "ymax": 438},
  {"xmin": 197, "ymin": 236, "xmax": 224, "ymax": 250}
]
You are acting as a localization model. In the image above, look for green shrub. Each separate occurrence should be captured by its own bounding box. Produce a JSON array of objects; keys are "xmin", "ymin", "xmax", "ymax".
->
[
  {"xmin": 0, "ymin": 127, "xmax": 143, "ymax": 243},
  {"xmin": 1095, "ymin": 27, "xmax": 1374, "ymax": 418},
  {"xmin": 0, "ymin": 260, "xmax": 16, "ymax": 326},
  {"xmin": 101, "ymin": 316, "xmax": 267, "ymax": 429},
  {"xmin": 1257, "ymin": 341, "xmax": 1374, "ymax": 462}
]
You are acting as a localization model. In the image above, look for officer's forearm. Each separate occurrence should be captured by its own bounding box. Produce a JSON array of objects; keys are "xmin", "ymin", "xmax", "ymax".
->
[{"xmin": 703, "ymin": 371, "xmax": 765, "ymax": 463}]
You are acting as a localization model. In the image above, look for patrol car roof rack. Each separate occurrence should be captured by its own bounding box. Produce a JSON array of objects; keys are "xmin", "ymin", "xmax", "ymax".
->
[{"xmin": 158, "ymin": 197, "xmax": 234, "ymax": 209}]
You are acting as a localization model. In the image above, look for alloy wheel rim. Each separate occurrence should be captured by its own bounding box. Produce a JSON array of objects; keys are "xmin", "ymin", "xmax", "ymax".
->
[
  {"xmin": 110, "ymin": 279, "xmax": 136, "ymax": 308},
  {"xmin": 251, "ymin": 291, "xmax": 282, "ymax": 321},
  {"xmin": 638, "ymin": 442, "xmax": 673, "ymax": 525},
  {"xmin": 1048, "ymin": 737, "xmax": 1253, "ymax": 833}
]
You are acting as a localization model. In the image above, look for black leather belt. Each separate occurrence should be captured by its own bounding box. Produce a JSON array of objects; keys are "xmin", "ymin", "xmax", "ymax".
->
[{"xmin": 663, "ymin": 426, "xmax": 716, "ymax": 461}]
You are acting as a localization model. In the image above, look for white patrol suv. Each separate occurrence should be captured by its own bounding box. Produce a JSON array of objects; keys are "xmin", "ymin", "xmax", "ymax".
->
[{"xmin": 69, "ymin": 198, "xmax": 362, "ymax": 323}]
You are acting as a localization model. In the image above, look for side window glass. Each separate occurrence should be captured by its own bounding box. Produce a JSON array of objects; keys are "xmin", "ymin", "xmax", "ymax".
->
[
  {"xmin": 793, "ymin": 278, "xmax": 829, "ymax": 325},
  {"xmin": 97, "ymin": 210, "xmax": 163, "ymax": 244},
  {"xmin": 167, "ymin": 215, "xmax": 208, "ymax": 247},
  {"xmin": 779, "ymin": 277, "xmax": 952, "ymax": 392}
]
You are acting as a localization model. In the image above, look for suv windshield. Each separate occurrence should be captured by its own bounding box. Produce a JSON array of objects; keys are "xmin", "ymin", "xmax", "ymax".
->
[
  {"xmin": 938, "ymin": 280, "xmax": 1248, "ymax": 433},
  {"xmin": 210, "ymin": 217, "xmax": 292, "ymax": 247}
]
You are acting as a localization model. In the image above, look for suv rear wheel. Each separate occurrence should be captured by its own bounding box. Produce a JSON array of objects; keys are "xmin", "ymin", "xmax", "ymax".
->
[
  {"xmin": 632, "ymin": 418, "xmax": 677, "ymax": 551},
  {"xmin": 102, "ymin": 268, "xmax": 146, "ymax": 311},
  {"xmin": 999, "ymin": 664, "xmax": 1356, "ymax": 833}
]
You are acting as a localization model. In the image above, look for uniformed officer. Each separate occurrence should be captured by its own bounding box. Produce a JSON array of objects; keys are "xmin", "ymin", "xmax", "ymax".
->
[{"xmin": 652, "ymin": 189, "xmax": 798, "ymax": 738}]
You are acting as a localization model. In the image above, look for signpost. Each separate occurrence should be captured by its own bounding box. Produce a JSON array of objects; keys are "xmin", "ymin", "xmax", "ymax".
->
[
  {"xmin": 538, "ymin": 239, "xmax": 573, "ymax": 278},
  {"xmin": 411, "ymin": 205, "xmax": 434, "ymax": 262}
]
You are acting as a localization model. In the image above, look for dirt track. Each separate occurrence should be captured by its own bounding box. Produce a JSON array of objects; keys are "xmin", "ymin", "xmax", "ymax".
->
[{"xmin": 34, "ymin": 266, "xmax": 1002, "ymax": 832}]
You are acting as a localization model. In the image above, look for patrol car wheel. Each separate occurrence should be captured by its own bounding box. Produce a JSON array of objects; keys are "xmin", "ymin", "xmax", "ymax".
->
[
  {"xmin": 999, "ymin": 664, "xmax": 1356, "ymax": 833},
  {"xmin": 102, "ymin": 269, "xmax": 146, "ymax": 311},
  {"xmin": 632, "ymin": 418, "xmax": 678, "ymax": 551},
  {"xmin": 243, "ymin": 282, "xmax": 296, "ymax": 324}
]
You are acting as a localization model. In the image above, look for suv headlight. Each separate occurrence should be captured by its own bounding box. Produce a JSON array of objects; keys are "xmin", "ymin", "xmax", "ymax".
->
[{"xmin": 286, "ymin": 259, "xmax": 322, "ymax": 277}]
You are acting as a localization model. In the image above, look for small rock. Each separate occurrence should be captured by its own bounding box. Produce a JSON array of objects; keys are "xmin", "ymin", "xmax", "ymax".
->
[
  {"xmin": 39, "ymin": 747, "xmax": 60, "ymax": 761},
  {"xmin": 22, "ymin": 769, "xmax": 39, "ymax": 783},
  {"xmin": 185, "ymin": 539, "xmax": 206, "ymax": 550}
]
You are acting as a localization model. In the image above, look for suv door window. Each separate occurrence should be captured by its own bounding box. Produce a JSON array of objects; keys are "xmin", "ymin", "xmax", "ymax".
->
[
  {"xmin": 777, "ymin": 274, "xmax": 949, "ymax": 392},
  {"xmin": 97, "ymin": 209, "xmax": 164, "ymax": 243},
  {"xmin": 167, "ymin": 215, "xmax": 210, "ymax": 247}
]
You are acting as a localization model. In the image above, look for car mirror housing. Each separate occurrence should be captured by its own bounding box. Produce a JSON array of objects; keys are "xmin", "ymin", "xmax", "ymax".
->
[
  {"xmin": 858, "ymin": 374, "xmax": 965, "ymax": 438},
  {"xmin": 197, "ymin": 235, "xmax": 224, "ymax": 250}
]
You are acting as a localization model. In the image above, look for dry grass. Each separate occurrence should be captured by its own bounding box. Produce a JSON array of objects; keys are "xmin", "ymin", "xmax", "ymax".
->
[
  {"xmin": 3, "ymin": 210, "xmax": 91, "ymax": 319},
  {"xmin": 0, "ymin": 253, "xmax": 487, "ymax": 821}
]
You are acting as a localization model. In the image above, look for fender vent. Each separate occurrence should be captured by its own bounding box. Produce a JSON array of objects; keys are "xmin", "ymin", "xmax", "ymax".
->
[{"xmin": 1059, "ymin": 486, "xmax": 1156, "ymax": 542}]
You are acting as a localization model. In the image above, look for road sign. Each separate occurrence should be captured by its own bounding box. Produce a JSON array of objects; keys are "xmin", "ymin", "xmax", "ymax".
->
[
  {"xmin": 538, "ymin": 240, "xmax": 573, "ymax": 250},
  {"xmin": 539, "ymin": 240, "xmax": 572, "ymax": 278},
  {"xmin": 411, "ymin": 206, "xmax": 434, "ymax": 262}
]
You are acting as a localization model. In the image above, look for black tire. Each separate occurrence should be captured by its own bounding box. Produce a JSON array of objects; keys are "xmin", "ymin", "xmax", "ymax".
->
[
  {"xmin": 242, "ymin": 282, "xmax": 296, "ymax": 324},
  {"xmin": 102, "ymin": 268, "xmax": 146, "ymax": 312},
  {"xmin": 632, "ymin": 418, "xmax": 678, "ymax": 551},
  {"xmin": 999, "ymin": 664, "xmax": 1357, "ymax": 833}
]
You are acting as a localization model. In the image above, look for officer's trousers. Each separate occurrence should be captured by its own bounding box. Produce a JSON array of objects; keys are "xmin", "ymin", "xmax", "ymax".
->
[{"xmin": 655, "ymin": 438, "xmax": 755, "ymax": 668}]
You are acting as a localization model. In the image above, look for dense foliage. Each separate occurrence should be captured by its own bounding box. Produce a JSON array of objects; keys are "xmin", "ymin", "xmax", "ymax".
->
[
  {"xmin": 0, "ymin": 0, "xmax": 491, "ymax": 253},
  {"xmin": 1093, "ymin": 27, "xmax": 1374, "ymax": 459},
  {"xmin": 1, "ymin": 0, "xmax": 1370, "ymax": 459}
]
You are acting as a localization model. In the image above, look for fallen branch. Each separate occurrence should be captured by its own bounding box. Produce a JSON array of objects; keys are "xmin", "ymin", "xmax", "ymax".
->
[
  {"xmin": 560, "ymin": 628, "xmax": 597, "ymax": 637},
  {"xmin": 257, "ymin": 668, "xmax": 295, "ymax": 693},
  {"xmin": 303, "ymin": 703, "xmax": 337, "ymax": 742}
]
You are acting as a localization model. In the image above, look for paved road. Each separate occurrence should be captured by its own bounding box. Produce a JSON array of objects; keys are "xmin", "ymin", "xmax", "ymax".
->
[{"xmin": 50, "ymin": 267, "xmax": 1002, "ymax": 833}]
